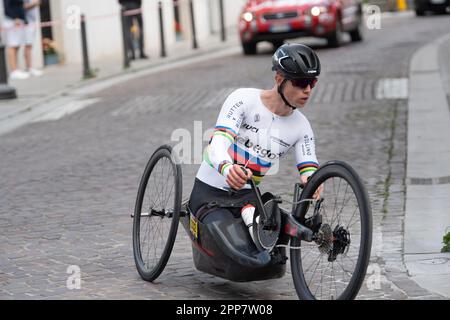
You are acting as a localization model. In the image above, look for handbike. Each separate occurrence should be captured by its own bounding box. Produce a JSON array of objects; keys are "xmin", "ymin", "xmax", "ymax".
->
[{"xmin": 132, "ymin": 144, "xmax": 372, "ymax": 300}]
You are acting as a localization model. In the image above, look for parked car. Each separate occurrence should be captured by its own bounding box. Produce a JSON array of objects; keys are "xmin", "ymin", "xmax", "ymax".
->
[
  {"xmin": 239, "ymin": 0, "xmax": 364, "ymax": 54},
  {"xmin": 414, "ymin": 0, "xmax": 450, "ymax": 15}
]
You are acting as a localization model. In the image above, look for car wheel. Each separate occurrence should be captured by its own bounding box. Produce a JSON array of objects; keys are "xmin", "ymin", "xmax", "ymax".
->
[
  {"xmin": 438, "ymin": 7, "xmax": 448, "ymax": 14},
  {"xmin": 327, "ymin": 19, "xmax": 344, "ymax": 48},
  {"xmin": 271, "ymin": 40, "xmax": 284, "ymax": 50},
  {"xmin": 242, "ymin": 42, "xmax": 257, "ymax": 55},
  {"xmin": 415, "ymin": 8, "xmax": 425, "ymax": 16},
  {"xmin": 349, "ymin": 11, "xmax": 363, "ymax": 42}
]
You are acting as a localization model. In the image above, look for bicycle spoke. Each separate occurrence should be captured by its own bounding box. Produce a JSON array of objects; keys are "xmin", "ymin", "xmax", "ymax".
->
[
  {"xmin": 161, "ymin": 157, "xmax": 170, "ymax": 207},
  {"xmin": 330, "ymin": 262, "xmax": 338, "ymax": 298},
  {"xmin": 156, "ymin": 160, "xmax": 165, "ymax": 208},
  {"xmin": 147, "ymin": 218, "xmax": 161, "ymax": 268},
  {"xmin": 346, "ymin": 205, "xmax": 361, "ymax": 230},
  {"xmin": 163, "ymin": 180, "xmax": 176, "ymax": 212},
  {"xmin": 307, "ymin": 253, "xmax": 325, "ymax": 289},
  {"xmin": 336, "ymin": 183, "xmax": 350, "ymax": 227},
  {"xmin": 330, "ymin": 178, "xmax": 342, "ymax": 227},
  {"xmin": 302, "ymin": 250, "xmax": 323, "ymax": 275},
  {"xmin": 336, "ymin": 259, "xmax": 352, "ymax": 281},
  {"xmin": 316, "ymin": 257, "xmax": 332, "ymax": 299}
]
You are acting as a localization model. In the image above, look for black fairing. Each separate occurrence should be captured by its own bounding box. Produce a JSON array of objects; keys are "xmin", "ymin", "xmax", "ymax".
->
[{"xmin": 180, "ymin": 208, "xmax": 287, "ymax": 282}]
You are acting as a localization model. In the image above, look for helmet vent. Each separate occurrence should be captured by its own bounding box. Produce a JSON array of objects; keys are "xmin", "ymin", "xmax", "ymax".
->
[
  {"xmin": 281, "ymin": 58, "xmax": 299, "ymax": 73},
  {"xmin": 298, "ymin": 53, "xmax": 311, "ymax": 68}
]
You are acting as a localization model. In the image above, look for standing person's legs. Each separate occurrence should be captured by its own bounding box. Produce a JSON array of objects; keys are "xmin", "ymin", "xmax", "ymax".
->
[
  {"xmin": 136, "ymin": 12, "xmax": 147, "ymax": 58},
  {"xmin": 24, "ymin": 23, "xmax": 43, "ymax": 77},
  {"xmin": 4, "ymin": 18, "xmax": 29, "ymax": 79},
  {"xmin": 24, "ymin": 45, "xmax": 32, "ymax": 70},
  {"xmin": 24, "ymin": 45, "xmax": 42, "ymax": 76},
  {"xmin": 7, "ymin": 47, "xmax": 20, "ymax": 71},
  {"xmin": 123, "ymin": 13, "xmax": 135, "ymax": 60}
]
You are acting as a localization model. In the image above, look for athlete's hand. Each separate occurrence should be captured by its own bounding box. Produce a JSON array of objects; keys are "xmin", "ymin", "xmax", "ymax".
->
[
  {"xmin": 301, "ymin": 175, "xmax": 323, "ymax": 200},
  {"xmin": 14, "ymin": 19, "xmax": 24, "ymax": 27},
  {"xmin": 226, "ymin": 165, "xmax": 253, "ymax": 190}
]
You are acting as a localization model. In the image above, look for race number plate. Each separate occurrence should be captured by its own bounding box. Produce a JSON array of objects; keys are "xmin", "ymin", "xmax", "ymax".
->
[
  {"xmin": 270, "ymin": 24, "xmax": 291, "ymax": 33},
  {"xmin": 190, "ymin": 214, "xmax": 198, "ymax": 239}
]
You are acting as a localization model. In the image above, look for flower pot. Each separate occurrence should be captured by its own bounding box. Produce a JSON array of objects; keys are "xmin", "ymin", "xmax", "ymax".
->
[{"xmin": 44, "ymin": 53, "xmax": 60, "ymax": 66}]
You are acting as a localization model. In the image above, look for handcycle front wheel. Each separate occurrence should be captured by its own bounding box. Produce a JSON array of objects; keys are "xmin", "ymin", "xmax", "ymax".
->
[
  {"xmin": 290, "ymin": 161, "xmax": 372, "ymax": 300},
  {"xmin": 133, "ymin": 145, "xmax": 182, "ymax": 282}
]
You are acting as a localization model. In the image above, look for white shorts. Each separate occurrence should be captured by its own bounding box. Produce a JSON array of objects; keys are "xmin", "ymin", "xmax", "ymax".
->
[
  {"xmin": 3, "ymin": 18, "xmax": 25, "ymax": 47},
  {"xmin": 24, "ymin": 23, "xmax": 37, "ymax": 46},
  {"xmin": 3, "ymin": 19, "xmax": 38, "ymax": 47}
]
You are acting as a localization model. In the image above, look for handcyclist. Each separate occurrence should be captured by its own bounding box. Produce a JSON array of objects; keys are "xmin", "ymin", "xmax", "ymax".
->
[{"xmin": 189, "ymin": 43, "xmax": 323, "ymax": 231}]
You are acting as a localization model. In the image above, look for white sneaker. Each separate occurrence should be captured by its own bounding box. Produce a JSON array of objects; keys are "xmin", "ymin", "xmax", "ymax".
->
[
  {"xmin": 28, "ymin": 68, "xmax": 44, "ymax": 77},
  {"xmin": 10, "ymin": 70, "xmax": 31, "ymax": 80}
]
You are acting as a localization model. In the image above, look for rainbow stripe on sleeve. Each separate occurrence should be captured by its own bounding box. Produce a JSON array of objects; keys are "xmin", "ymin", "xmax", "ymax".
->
[
  {"xmin": 213, "ymin": 126, "xmax": 237, "ymax": 143},
  {"xmin": 203, "ymin": 146, "xmax": 233, "ymax": 176},
  {"xmin": 297, "ymin": 161, "xmax": 319, "ymax": 175},
  {"xmin": 218, "ymin": 161, "xmax": 232, "ymax": 175}
]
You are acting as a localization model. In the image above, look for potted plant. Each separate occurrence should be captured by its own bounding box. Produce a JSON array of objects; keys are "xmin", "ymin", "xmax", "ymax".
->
[{"xmin": 43, "ymin": 38, "xmax": 60, "ymax": 65}]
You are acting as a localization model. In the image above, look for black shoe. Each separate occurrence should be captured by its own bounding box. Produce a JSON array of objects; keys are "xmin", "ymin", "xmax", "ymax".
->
[{"xmin": 139, "ymin": 54, "xmax": 149, "ymax": 60}]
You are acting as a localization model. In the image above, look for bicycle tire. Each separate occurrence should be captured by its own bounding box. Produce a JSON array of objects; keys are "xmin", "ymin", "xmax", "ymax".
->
[
  {"xmin": 133, "ymin": 145, "xmax": 182, "ymax": 282},
  {"xmin": 290, "ymin": 161, "xmax": 372, "ymax": 300}
]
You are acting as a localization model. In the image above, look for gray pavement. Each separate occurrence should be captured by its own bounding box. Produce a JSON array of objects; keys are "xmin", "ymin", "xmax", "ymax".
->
[
  {"xmin": 1, "ymin": 11, "xmax": 450, "ymax": 300},
  {"xmin": 404, "ymin": 33, "xmax": 450, "ymax": 298}
]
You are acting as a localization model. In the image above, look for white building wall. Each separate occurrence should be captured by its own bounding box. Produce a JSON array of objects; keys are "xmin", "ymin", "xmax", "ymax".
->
[
  {"xmin": 209, "ymin": 0, "xmax": 247, "ymax": 34},
  {"xmin": 194, "ymin": 0, "xmax": 210, "ymax": 40},
  {"xmin": 49, "ymin": 0, "xmax": 123, "ymax": 64}
]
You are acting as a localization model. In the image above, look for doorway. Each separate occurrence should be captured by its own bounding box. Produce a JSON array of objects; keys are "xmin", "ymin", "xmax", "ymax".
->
[
  {"xmin": 40, "ymin": 0, "xmax": 59, "ymax": 65},
  {"xmin": 173, "ymin": 0, "xmax": 184, "ymax": 41}
]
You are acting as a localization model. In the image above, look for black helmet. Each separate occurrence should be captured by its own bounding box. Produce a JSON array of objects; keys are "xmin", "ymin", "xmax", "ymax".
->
[{"xmin": 272, "ymin": 43, "xmax": 321, "ymax": 79}]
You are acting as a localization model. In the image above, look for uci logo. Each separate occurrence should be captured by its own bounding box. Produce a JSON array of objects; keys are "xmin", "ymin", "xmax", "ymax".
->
[{"xmin": 243, "ymin": 123, "xmax": 259, "ymax": 133}]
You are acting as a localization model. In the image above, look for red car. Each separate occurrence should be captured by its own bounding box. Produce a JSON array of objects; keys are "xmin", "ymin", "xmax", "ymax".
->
[{"xmin": 239, "ymin": 0, "xmax": 364, "ymax": 54}]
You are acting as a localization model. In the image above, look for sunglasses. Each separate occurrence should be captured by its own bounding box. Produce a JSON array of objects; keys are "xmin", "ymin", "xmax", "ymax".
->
[{"xmin": 291, "ymin": 78, "xmax": 318, "ymax": 89}]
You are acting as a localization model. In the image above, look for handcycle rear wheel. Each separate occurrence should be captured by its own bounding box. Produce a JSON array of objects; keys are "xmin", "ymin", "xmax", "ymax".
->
[
  {"xmin": 133, "ymin": 145, "xmax": 182, "ymax": 282},
  {"xmin": 290, "ymin": 161, "xmax": 372, "ymax": 300}
]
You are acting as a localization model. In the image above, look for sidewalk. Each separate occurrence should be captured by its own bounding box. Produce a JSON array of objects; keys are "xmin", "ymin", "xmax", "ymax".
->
[
  {"xmin": 0, "ymin": 27, "xmax": 241, "ymax": 136},
  {"xmin": 404, "ymin": 32, "xmax": 450, "ymax": 298}
]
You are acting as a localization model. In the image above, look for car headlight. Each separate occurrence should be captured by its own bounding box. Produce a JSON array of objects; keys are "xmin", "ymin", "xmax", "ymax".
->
[
  {"xmin": 310, "ymin": 6, "xmax": 328, "ymax": 16},
  {"xmin": 242, "ymin": 12, "xmax": 254, "ymax": 22}
]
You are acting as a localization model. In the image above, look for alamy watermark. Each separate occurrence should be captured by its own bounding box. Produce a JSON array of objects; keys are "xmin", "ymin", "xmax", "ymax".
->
[
  {"xmin": 365, "ymin": 5, "xmax": 382, "ymax": 30},
  {"xmin": 66, "ymin": 265, "xmax": 81, "ymax": 290},
  {"xmin": 170, "ymin": 121, "xmax": 281, "ymax": 174},
  {"xmin": 66, "ymin": 5, "xmax": 82, "ymax": 30},
  {"xmin": 366, "ymin": 263, "xmax": 383, "ymax": 291}
]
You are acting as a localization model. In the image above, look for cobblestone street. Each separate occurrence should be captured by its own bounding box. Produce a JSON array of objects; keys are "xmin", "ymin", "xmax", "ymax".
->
[{"xmin": 1, "ymin": 12, "xmax": 450, "ymax": 300}]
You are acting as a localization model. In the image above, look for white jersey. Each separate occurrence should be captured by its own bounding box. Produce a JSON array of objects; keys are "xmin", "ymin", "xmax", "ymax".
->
[{"xmin": 196, "ymin": 88, "xmax": 319, "ymax": 190}]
